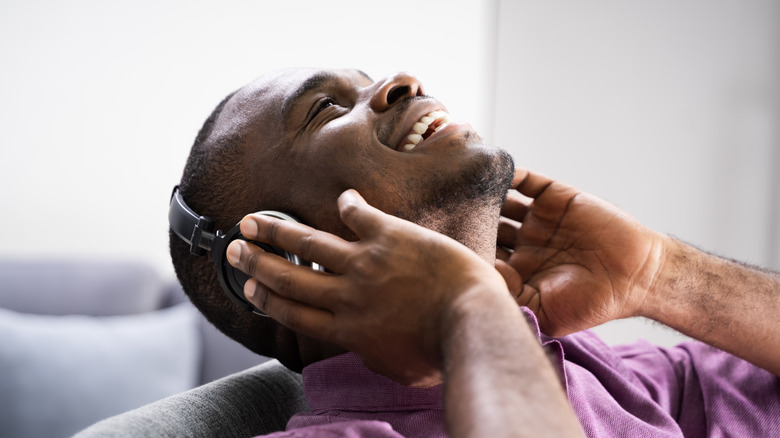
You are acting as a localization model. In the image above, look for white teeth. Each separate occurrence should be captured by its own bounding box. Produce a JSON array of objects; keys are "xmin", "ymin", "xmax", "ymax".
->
[
  {"xmin": 412, "ymin": 122, "xmax": 428, "ymax": 135},
  {"xmin": 407, "ymin": 133, "xmax": 423, "ymax": 144},
  {"xmin": 398, "ymin": 109, "xmax": 452, "ymax": 151}
]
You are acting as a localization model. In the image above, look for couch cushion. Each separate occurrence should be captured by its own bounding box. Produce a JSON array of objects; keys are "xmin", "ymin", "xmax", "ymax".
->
[
  {"xmin": 75, "ymin": 360, "xmax": 306, "ymax": 438},
  {"xmin": 0, "ymin": 303, "xmax": 200, "ymax": 438},
  {"xmin": 0, "ymin": 259, "xmax": 166, "ymax": 316}
]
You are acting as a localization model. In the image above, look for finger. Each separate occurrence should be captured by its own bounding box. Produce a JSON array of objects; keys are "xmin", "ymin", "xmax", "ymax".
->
[
  {"xmin": 514, "ymin": 169, "xmax": 556, "ymax": 199},
  {"xmin": 501, "ymin": 191, "xmax": 530, "ymax": 221},
  {"xmin": 497, "ymin": 218, "xmax": 520, "ymax": 249},
  {"xmin": 228, "ymin": 239, "xmax": 343, "ymax": 309},
  {"xmin": 240, "ymin": 212, "xmax": 352, "ymax": 273},
  {"xmin": 244, "ymin": 277, "xmax": 337, "ymax": 342},
  {"xmin": 510, "ymin": 168, "xmax": 529, "ymax": 190},
  {"xmin": 513, "ymin": 171, "xmax": 581, "ymax": 222},
  {"xmin": 513, "ymin": 282, "xmax": 541, "ymax": 315},
  {"xmin": 337, "ymin": 189, "xmax": 391, "ymax": 240},
  {"xmin": 496, "ymin": 245, "xmax": 512, "ymax": 262},
  {"xmin": 495, "ymin": 260, "xmax": 522, "ymax": 299},
  {"xmin": 506, "ymin": 246, "xmax": 549, "ymax": 278}
]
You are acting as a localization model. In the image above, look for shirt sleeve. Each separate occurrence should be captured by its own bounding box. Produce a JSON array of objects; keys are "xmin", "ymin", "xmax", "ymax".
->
[{"xmin": 614, "ymin": 340, "xmax": 780, "ymax": 437}]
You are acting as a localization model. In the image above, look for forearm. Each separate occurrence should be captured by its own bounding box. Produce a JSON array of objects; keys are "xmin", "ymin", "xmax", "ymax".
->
[
  {"xmin": 641, "ymin": 236, "xmax": 780, "ymax": 375},
  {"xmin": 440, "ymin": 288, "xmax": 583, "ymax": 438}
]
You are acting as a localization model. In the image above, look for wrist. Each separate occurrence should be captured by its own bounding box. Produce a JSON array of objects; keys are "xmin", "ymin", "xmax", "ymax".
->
[
  {"xmin": 633, "ymin": 231, "xmax": 676, "ymax": 320},
  {"xmin": 437, "ymin": 276, "xmax": 519, "ymax": 364}
]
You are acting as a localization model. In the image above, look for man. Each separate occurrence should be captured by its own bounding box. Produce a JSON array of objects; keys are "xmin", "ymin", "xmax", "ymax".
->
[{"xmin": 172, "ymin": 68, "xmax": 779, "ymax": 437}]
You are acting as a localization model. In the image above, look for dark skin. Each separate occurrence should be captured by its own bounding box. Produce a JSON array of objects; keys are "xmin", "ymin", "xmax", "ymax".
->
[
  {"xmin": 497, "ymin": 169, "xmax": 780, "ymax": 376},
  {"xmin": 227, "ymin": 189, "xmax": 583, "ymax": 437},
  {"xmin": 212, "ymin": 68, "xmax": 779, "ymax": 438},
  {"xmin": 228, "ymin": 166, "xmax": 780, "ymax": 437},
  {"xmin": 219, "ymin": 68, "xmax": 583, "ymax": 437},
  {"xmin": 215, "ymin": 68, "xmax": 514, "ymax": 368}
]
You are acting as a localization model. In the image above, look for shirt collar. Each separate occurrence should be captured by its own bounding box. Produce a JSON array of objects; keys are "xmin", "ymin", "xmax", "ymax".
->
[
  {"xmin": 302, "ymin": 352, "xmax": 443, "ymax": 413},
  {"xmin": 301, "ymin": 307, "xmax": 560, "ymax": 412}
]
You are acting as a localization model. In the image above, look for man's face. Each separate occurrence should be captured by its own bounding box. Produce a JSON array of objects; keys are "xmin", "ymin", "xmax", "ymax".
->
[{"xmin": 221, "ymin": 68, "xmax": 513, "ymax": 241}]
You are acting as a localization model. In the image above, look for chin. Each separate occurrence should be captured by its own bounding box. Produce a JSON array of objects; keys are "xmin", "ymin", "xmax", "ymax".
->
[
  {"xmin": 403, "ymin": 147, "xmax": 515, "ymax": 258},
  {"xmin": 425, "ymin": 145, "xmax": 514, "ymax": 211}
]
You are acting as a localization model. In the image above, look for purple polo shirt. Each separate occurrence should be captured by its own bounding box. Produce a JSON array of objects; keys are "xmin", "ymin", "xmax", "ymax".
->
[{"xmin": 258, "ymin": 308, "xmax": 780, "ymax": 437}]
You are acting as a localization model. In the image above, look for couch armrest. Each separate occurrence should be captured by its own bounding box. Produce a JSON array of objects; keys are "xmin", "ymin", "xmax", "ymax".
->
[{"xmin": 75, "ymin": 360, "xmax": 307, "ymax": 437}]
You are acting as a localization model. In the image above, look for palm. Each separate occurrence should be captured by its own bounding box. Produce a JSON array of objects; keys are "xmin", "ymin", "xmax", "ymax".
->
[{"xmin": 499, "ymin": 170, "xmax": 660, "ymax": 336}]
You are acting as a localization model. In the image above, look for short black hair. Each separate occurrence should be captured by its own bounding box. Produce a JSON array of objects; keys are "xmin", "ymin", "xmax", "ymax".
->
[{"xmin": 169, "ymin": 90, "xmax": 299, "ymax": 367}]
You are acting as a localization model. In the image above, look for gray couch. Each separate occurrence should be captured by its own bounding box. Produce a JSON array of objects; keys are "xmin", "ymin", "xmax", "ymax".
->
[
  {"xmin": 75, "ymin": 360, "xmax": 306, "ymax": 437},
  {"xmin": 0, "ymin": 259, "xmax": 302, "ymax": 437}
]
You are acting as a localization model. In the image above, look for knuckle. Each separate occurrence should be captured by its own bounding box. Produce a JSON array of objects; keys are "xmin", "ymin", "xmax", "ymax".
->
[
  {"xmin": 297, "ymin": 232, "xmax": 315, "ymax": 260},
  {"xmin": 340, "ymin": 201, "xmax": 362, "ymax": 226},
  {"xmin": 264, "ymin": 218, "xmax": 281, "ymax": 243},
  {"xmin": 259, "ymin": 284, "xmax": 271, "ymax": 312},
  {"xmin": 350, "ymin": 256, "xmax": 371, "ymax": 278},
  {"xmin": 365, "ymin": 245, "xmax": 389, "ymax": 265},
  {"xmin": 280, "ymin": 307, "xmax": 301, "ymax": 331},
  {"xmin": 244, "ymin": 249, "xmax": 259, "ymax": 278},
  {"xmin": 350, "ymin": 246, "xmax": 387, "ymax": 278},
  {"xmin": 247, "ymin": 280, "xmax": 268, "ymax": 310},
  {"xmin": 275, "ymin": 269, "xmax": 295, "ymax": 297}
]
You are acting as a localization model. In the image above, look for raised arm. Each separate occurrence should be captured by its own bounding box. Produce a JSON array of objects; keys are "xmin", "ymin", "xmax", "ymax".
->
[
  {"xmin": 498, "ymin": 168, "xmax": 780, "ymax": 375},
  {"xmin": 227, "ymin": 189, "xmax": 582, "ymax": 438},
  {"xmin": 641, "ymin": 237, "xmax": 780, "ymax": 375}
]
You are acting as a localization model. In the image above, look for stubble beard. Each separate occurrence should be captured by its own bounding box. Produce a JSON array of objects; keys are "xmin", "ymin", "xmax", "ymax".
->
[{"xmin": 393, "ymin": 147, "xmax": 516, "ymax": 262}]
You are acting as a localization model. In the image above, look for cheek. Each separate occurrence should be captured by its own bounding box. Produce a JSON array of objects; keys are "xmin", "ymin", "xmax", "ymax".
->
[
  {"xmin": 308, "ymin": 123, "xmax": 386, "ymax": 183},
  {"xmin": 291, "ymin": 121, "xmax": 416, "ymax": 218}
]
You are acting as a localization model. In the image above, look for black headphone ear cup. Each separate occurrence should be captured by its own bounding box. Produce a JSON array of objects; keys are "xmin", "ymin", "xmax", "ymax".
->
[
  {"xmin": 214, "ymin": 224, "xmax": 256, "ymax": 313},
  {"xmin": 214, "ymin": 223, "xmax": 297, "ymax": 316},
  {"xmin": 212, "ymin": 211, "xmax": 323, "ymax": 316}
]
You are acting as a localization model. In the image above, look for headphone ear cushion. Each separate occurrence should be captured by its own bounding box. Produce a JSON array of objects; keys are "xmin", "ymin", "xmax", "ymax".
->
[
  {"xmin": 214, "ymin": 223, "xmax": 294, "ymax": 315},
  {"xmin": 214, "ymin": 224, "xmax": 254, "ymax": 312},
  {"xmin": 213, "ymin": 211, "xmax": 322, "ymax": 316}
]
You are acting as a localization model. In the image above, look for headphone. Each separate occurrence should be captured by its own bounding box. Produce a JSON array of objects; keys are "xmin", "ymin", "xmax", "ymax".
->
[{"xmin": 168, "ymin": 186, "xmax": 320, "ymax": 316}]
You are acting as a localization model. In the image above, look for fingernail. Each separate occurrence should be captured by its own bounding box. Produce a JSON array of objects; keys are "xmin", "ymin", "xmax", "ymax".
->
[
  {"xmin": 226, "ymin": 241, "xmax": 241, "ymax": 265},
  {"xmin": 339, "ymin": 189, "xmax": 360, "ymax": 207},
  {"xmin": 242, "ymin": 217, "xmax": 258, "ymax": 237},
  {"xmin": 244, "ymin": 278, "xmax": 255, "ymax": 300}
]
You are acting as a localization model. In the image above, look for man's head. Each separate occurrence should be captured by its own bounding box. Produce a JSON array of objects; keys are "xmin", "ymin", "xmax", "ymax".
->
[{"xmin": 171, "ymin": 68, "xmax": 514, "ymax": 371}]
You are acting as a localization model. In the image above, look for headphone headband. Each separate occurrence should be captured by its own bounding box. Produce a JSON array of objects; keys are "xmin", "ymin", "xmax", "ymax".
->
[
  {"xmin": 168, "ymin": 186, "xmax": 319, "ymax": 316},
  {"xmin": 169, "ymin": 186, "xmax": 215, "ymax": 256}
]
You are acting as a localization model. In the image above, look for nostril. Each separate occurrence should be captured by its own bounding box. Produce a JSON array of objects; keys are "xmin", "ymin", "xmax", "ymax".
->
[{"xmin": 387, "ymin": 85, "xmax": 410, "ymax": 106}]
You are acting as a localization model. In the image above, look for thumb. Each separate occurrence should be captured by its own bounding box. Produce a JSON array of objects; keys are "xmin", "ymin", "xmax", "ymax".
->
[
  {"xmin": 495, "ymin": 260, "xmax": 523, "ymax": 300},
  {"xmin": 337, "ymin": 189, "xmax": 387, "ymax": 239}
]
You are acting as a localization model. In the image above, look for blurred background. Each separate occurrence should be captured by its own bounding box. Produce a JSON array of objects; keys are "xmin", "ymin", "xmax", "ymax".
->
[{"xmin": 1, "ymin": 0, "xmax": 778, "ymax": 347}]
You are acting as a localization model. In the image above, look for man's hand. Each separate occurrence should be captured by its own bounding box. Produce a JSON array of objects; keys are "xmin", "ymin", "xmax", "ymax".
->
[
  {"xmin": 227, "ymin": 189, "xmax": 510, "ymax": 387},
  {"xmin": 228, "ymin": 187, "xmax": 584, "ymax": 436},
  {"xmin": 497, "ymin": 168, "xmax": 668, "ymax": 337},
  {"xmin": 498, "ymin": 168, "xmax": 780, "ymax": 375}
]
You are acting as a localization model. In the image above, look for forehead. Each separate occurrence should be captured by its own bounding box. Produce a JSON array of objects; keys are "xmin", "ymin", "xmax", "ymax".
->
[
  {"xmin": 216, "ymin": 68, "xmax": 372, "ymax": 142},
  {"xmin": 245, "ymin": 68, "xmax": 372, "ymax": 111}
]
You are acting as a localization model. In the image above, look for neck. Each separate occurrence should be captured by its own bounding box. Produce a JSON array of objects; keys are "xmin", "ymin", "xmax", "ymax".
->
[
  {"xmin": 295, "ymin": 201, "xmax": 503, "ymax": 369},
  {"xmin": 416, "ymin": 204, "xmax": 501, "ymax": 264}
]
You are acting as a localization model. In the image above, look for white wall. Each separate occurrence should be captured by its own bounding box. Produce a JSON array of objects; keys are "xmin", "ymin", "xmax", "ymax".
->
[
  {"xmin": 493, "ymin": 0, "xmax": 780, "ymax": 346},
  {"xmin": 2, "ymin": 1, "xmax": 777, "ymax": 348},
  {"xmin": 0, "ymin": 0, "xmax": 495, "ymax": 277}
]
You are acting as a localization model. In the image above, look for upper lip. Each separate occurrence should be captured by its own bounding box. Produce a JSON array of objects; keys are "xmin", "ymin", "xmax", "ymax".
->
[{"xmin": 382, "ymin": 98, "xmax": 448, "ymax": 152}]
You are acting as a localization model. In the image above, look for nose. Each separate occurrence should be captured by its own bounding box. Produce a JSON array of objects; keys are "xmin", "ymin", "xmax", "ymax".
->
[{"xmin": 369, "ymin": 72, "xmax": 425, "ymax": 112}]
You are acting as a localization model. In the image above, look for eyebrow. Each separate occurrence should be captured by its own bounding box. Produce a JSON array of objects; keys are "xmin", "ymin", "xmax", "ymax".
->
[
  {"xmin": 280, "ymin": 70, "xmax": 374, "ymax": 122},
  {"xmin": 281, "ymin": 72, "xmax": 334, "ymax": 121}
]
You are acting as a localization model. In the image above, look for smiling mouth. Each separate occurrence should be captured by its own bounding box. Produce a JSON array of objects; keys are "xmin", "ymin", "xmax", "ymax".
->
[{"xmin": 398, "ymin": 110, "xmax": 452, "ymax": 151}]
